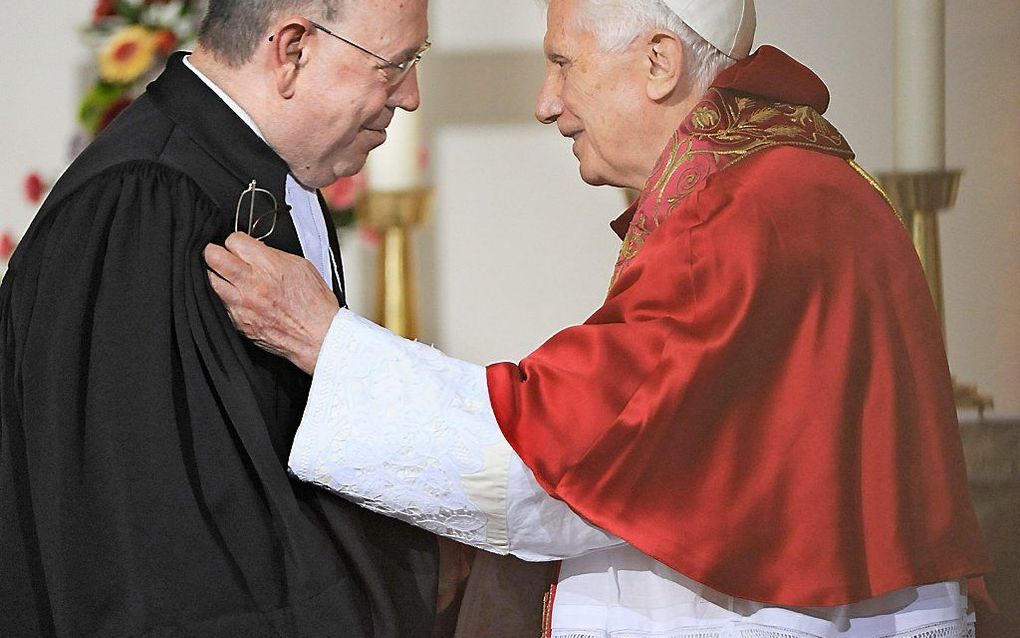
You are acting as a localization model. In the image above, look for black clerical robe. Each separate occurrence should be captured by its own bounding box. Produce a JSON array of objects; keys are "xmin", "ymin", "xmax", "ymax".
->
[{"xmin": 0, "ymin": 53, "xmax": 437, "ymax": 637}]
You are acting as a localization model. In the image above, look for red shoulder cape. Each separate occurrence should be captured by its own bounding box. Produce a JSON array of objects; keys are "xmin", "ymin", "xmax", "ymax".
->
[{"xmin": 487, "ymin": 46, "xmax": 991, "ymax": 605}]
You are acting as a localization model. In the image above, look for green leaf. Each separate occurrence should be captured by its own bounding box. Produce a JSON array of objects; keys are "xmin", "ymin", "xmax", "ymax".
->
[
  {"xmin": 78, "ymin": 82, "xmax": 125, "ymax": 134},
  {"xmin": 116, "ymin": 0, "xmax": 145, "ymax": 22}
]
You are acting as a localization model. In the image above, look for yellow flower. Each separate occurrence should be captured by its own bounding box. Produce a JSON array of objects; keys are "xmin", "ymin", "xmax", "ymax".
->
[{"xmin": 98, "ymin": 26, "xmax": 157, "ymax": 85}]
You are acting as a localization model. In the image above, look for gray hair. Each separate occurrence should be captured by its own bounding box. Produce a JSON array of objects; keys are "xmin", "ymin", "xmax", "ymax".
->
[
  {"xmin": 199, "ymin": 0, "xmax": 343, "ymax": 66},
  {"xmin": 548, "ymin": 0, "xmax": 734, "ymax": 97}
]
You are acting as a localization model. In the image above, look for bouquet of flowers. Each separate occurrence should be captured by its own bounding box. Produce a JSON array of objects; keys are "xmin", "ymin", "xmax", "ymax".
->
[
  {"xmin": 23, "ymin": 1, "xmax": 364, "ymax": 229},
  {"xmin": 20, "ymin": 2, "xmax": 200, "ymax": 211},
  {"xmin": 80, "ymin": 0, "xmax": 200, "ymax": 137}
]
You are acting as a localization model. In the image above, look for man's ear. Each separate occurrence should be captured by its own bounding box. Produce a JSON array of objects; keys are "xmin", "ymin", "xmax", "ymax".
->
[
  {"xmin": 268, "ymin": 18, "xmax": 314, "ymax": 99},
  {"xmin": 645, "ymin": 31, "xmax": 684, "ymax": 102}
]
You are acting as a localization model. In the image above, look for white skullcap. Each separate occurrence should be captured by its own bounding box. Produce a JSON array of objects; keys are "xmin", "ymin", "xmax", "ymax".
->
[{"xmin": 664, "ymin": 0, "xmax": 756, "ymax": 60}]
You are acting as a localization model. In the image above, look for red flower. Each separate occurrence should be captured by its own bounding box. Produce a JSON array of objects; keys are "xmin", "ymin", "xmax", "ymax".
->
[
  {"xmin": 322, "ymin": 172, "xmax": 367, "ymax": 211},
  {"xmin": 153, "ymin": 30, "xmax": 179, "ymax": 56},
  {"xmin": 93, "ymin": 0, "xmax": 117, "ymax": 23},
  {"xmin": 0, "ymin": 233, "xmax": 15, "ymax": 262},
  {"xmin": 24, "ymin": 173, "xmax": 47, "ymax": 204},
  {"xmin": 97, "ymin": 96, "xmax": 133, "ymax": 133},
  {"xmin": 359, "ymin": 226, "xmax": 382, "ymax": 246},
  {"xmin": 113, "ymin": 40, "xmax": 140, "ymax": 63}
]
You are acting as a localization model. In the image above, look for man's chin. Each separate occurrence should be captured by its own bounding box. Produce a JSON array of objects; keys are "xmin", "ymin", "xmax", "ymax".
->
[
  {"xmin": 577, "ymin": 160, "xmax": 631, "ymax": 189},
  {"xmin": 364, "ymin": 127, "xmax": 388, "ymax": 149},
  {"xmin": 296, "ymin": 165, "xmax": 353, "ymax": 190},
  {"xmin": 578, "ymin": 165, "xmax": 610, "ymax": 187},
  {"xmin": 322, "ymin": 154, "xmax": 371, "ymax": 187}
]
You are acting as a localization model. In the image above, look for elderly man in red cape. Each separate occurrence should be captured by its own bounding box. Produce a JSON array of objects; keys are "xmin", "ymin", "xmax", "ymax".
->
[{"xmin": 206, "ymin": 0, "xmax": 991, "ymax": 635}]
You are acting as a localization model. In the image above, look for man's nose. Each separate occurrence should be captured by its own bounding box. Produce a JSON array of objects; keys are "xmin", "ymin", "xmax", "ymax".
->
[
  {"xmin": 390, "ymin": 67, "xmax": 422, "ymax": 112},
  {"xmin": 535, "ymin": 76, "xmax": 563, "ymax": 124}
]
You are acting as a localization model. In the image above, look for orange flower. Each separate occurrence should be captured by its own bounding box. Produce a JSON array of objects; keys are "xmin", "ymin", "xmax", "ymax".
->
[{"xmin": 99, "ymin": 26, "xmax": 157, "ymax": 84}]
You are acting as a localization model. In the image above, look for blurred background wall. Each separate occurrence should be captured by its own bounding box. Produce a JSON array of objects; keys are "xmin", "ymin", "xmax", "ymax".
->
[{"xmin": 1, "ymin": 1, "xmax": 1016, "ymax": 417}]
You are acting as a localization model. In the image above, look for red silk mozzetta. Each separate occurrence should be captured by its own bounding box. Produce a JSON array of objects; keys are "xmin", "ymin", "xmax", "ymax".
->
[{"xmin": 487, "ymin": 46, "xmax": 991, "ymax": 606}]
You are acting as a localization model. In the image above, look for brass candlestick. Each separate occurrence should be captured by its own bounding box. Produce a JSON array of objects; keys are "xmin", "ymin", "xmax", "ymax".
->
[
  {"xmin": 876, "ymin": 170, "xmax": 994, "ymax": 416},
  {"xmin": 356, "ymin": 187, "xmax": 433, "ymax": 339},
  {"xmin": 878, "ymin": 170, "xmax": 961, "ymax": 324}
]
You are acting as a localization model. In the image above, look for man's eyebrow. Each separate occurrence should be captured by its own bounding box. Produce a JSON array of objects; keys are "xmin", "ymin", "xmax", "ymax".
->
[{"xmin": 393, "ymin": 39, "xmax": 429, "ymax": 63}]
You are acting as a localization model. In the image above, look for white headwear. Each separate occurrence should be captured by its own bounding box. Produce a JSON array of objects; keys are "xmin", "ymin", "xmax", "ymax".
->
[{"xmin": 664, "ymin": 0, "xmax": 756, "ymax": 60}]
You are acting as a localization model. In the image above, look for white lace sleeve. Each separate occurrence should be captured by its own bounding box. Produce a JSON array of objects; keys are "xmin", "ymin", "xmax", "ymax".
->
[
  {"xmin": 289, "ymin": 309, "xmax": 622, "ymax": 558},
  {"xmin": 289, "ymin": 309, "xmax": 510, "ymax": 551}
]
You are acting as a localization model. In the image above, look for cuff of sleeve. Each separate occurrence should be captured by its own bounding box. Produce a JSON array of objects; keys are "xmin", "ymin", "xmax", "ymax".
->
[
  {"xmin": 289, "ymin": 307, "xmax": 352, "ymax": 479},
  {"xmin": 288, "ymin": 308, "xmax": 514, "ymax": 554}
]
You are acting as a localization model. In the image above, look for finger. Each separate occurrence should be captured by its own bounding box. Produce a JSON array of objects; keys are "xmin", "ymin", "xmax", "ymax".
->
[
  {"xmin": 224, "ymin": 231, "xmax": 286, "ymax": 269},
  {"xmin": 207, "ymin": 268, "xmax": 243, "ymax": 306},
  {"xmin": 204, "ymin": 242, "xmax": 250, "ymax": 285}
]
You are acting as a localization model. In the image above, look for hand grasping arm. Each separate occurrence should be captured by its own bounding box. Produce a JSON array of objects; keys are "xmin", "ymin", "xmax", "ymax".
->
[{"xmin": 204, "ymin": 231, "xmax": 339, "ymax": 374}]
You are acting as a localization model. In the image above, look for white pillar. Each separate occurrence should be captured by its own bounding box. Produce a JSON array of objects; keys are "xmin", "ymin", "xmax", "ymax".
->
[{"xmin": 893, "ymin": 0, "xmax": 945, "ymax": 171}]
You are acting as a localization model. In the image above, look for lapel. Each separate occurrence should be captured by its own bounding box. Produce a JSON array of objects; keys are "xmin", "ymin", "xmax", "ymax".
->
[
  {"xmin": 146, "ymin": 52, "xmax": 303, "ymax": 257},
  {"xmin": 147, "ymin": 53, "xmax": 346, "ymax": 306}
]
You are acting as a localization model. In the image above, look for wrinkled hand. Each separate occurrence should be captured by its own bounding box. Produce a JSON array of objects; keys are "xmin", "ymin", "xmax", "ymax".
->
[{"xmin": 204, "ymin": 232, "xmax": 339, "ymax": 375}]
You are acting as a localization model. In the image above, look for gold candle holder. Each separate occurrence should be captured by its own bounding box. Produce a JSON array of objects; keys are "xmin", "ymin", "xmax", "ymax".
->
[
  {"xmin": 878, "ymin": 170, "xmax": 961, "ymax": 324},
  {"xmin": 876, "ymin": 169, "xmax": 993, "ymax": 416},
  {"xmin": 356, "ymin": 187, "xmax": 434, "ymax": 339}
]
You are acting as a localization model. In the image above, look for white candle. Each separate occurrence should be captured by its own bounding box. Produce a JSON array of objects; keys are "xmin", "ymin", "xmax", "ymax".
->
[
  {"xmin": 366, "ymin": 109, "xmax": 425, "ymax": 191},
  {"xmin": 893, "ymin": 0, "xmax": 946, "ymax": 171}
]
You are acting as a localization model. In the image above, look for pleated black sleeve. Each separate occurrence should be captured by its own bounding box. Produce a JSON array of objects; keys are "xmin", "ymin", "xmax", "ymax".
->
[{"xmin": 1, "ymin": 161, "xmax": 437, "ymax": 637}]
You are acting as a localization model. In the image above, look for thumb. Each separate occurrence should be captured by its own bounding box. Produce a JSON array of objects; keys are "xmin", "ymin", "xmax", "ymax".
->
[{"xmin": 224, "ymin": 231, "xmax": 277, "ymax": 267}]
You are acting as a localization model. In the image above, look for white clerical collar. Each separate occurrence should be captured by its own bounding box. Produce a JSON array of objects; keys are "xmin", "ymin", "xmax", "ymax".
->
[{"xmin": 183, "ymin": 55, "xmax": 267, "ymax": 142}]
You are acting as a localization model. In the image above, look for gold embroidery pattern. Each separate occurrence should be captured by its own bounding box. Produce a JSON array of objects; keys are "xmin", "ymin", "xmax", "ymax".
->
[
  {"xmin": 848, "ymin": 159, "xmax": 907, "ymax": 227},
  {"xmin": 614, "ymin": 205, "xmax": 653, "ymax": 271},
  {"xmin": 540, "ymin": 583, "xmax": 557, "ymax": 638},
  {"xmin": 609, "ymin": 88, "xmax": 855, "ymax": 291}
]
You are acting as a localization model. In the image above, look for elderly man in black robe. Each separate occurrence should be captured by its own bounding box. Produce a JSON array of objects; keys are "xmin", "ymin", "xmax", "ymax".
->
[{"xmin": 0, "ymin": 1, "xmax": 436, "ymax": 636}]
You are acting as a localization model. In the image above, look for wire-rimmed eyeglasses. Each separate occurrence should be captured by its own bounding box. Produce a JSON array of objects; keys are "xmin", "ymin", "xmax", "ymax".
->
[
  {"xmin": 235, "ymin": 180, "xmax": 288, "ymax": 242},
  {"xmin": 306, "ymin": 20, "xmax": 430, "ymax": 86}
]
